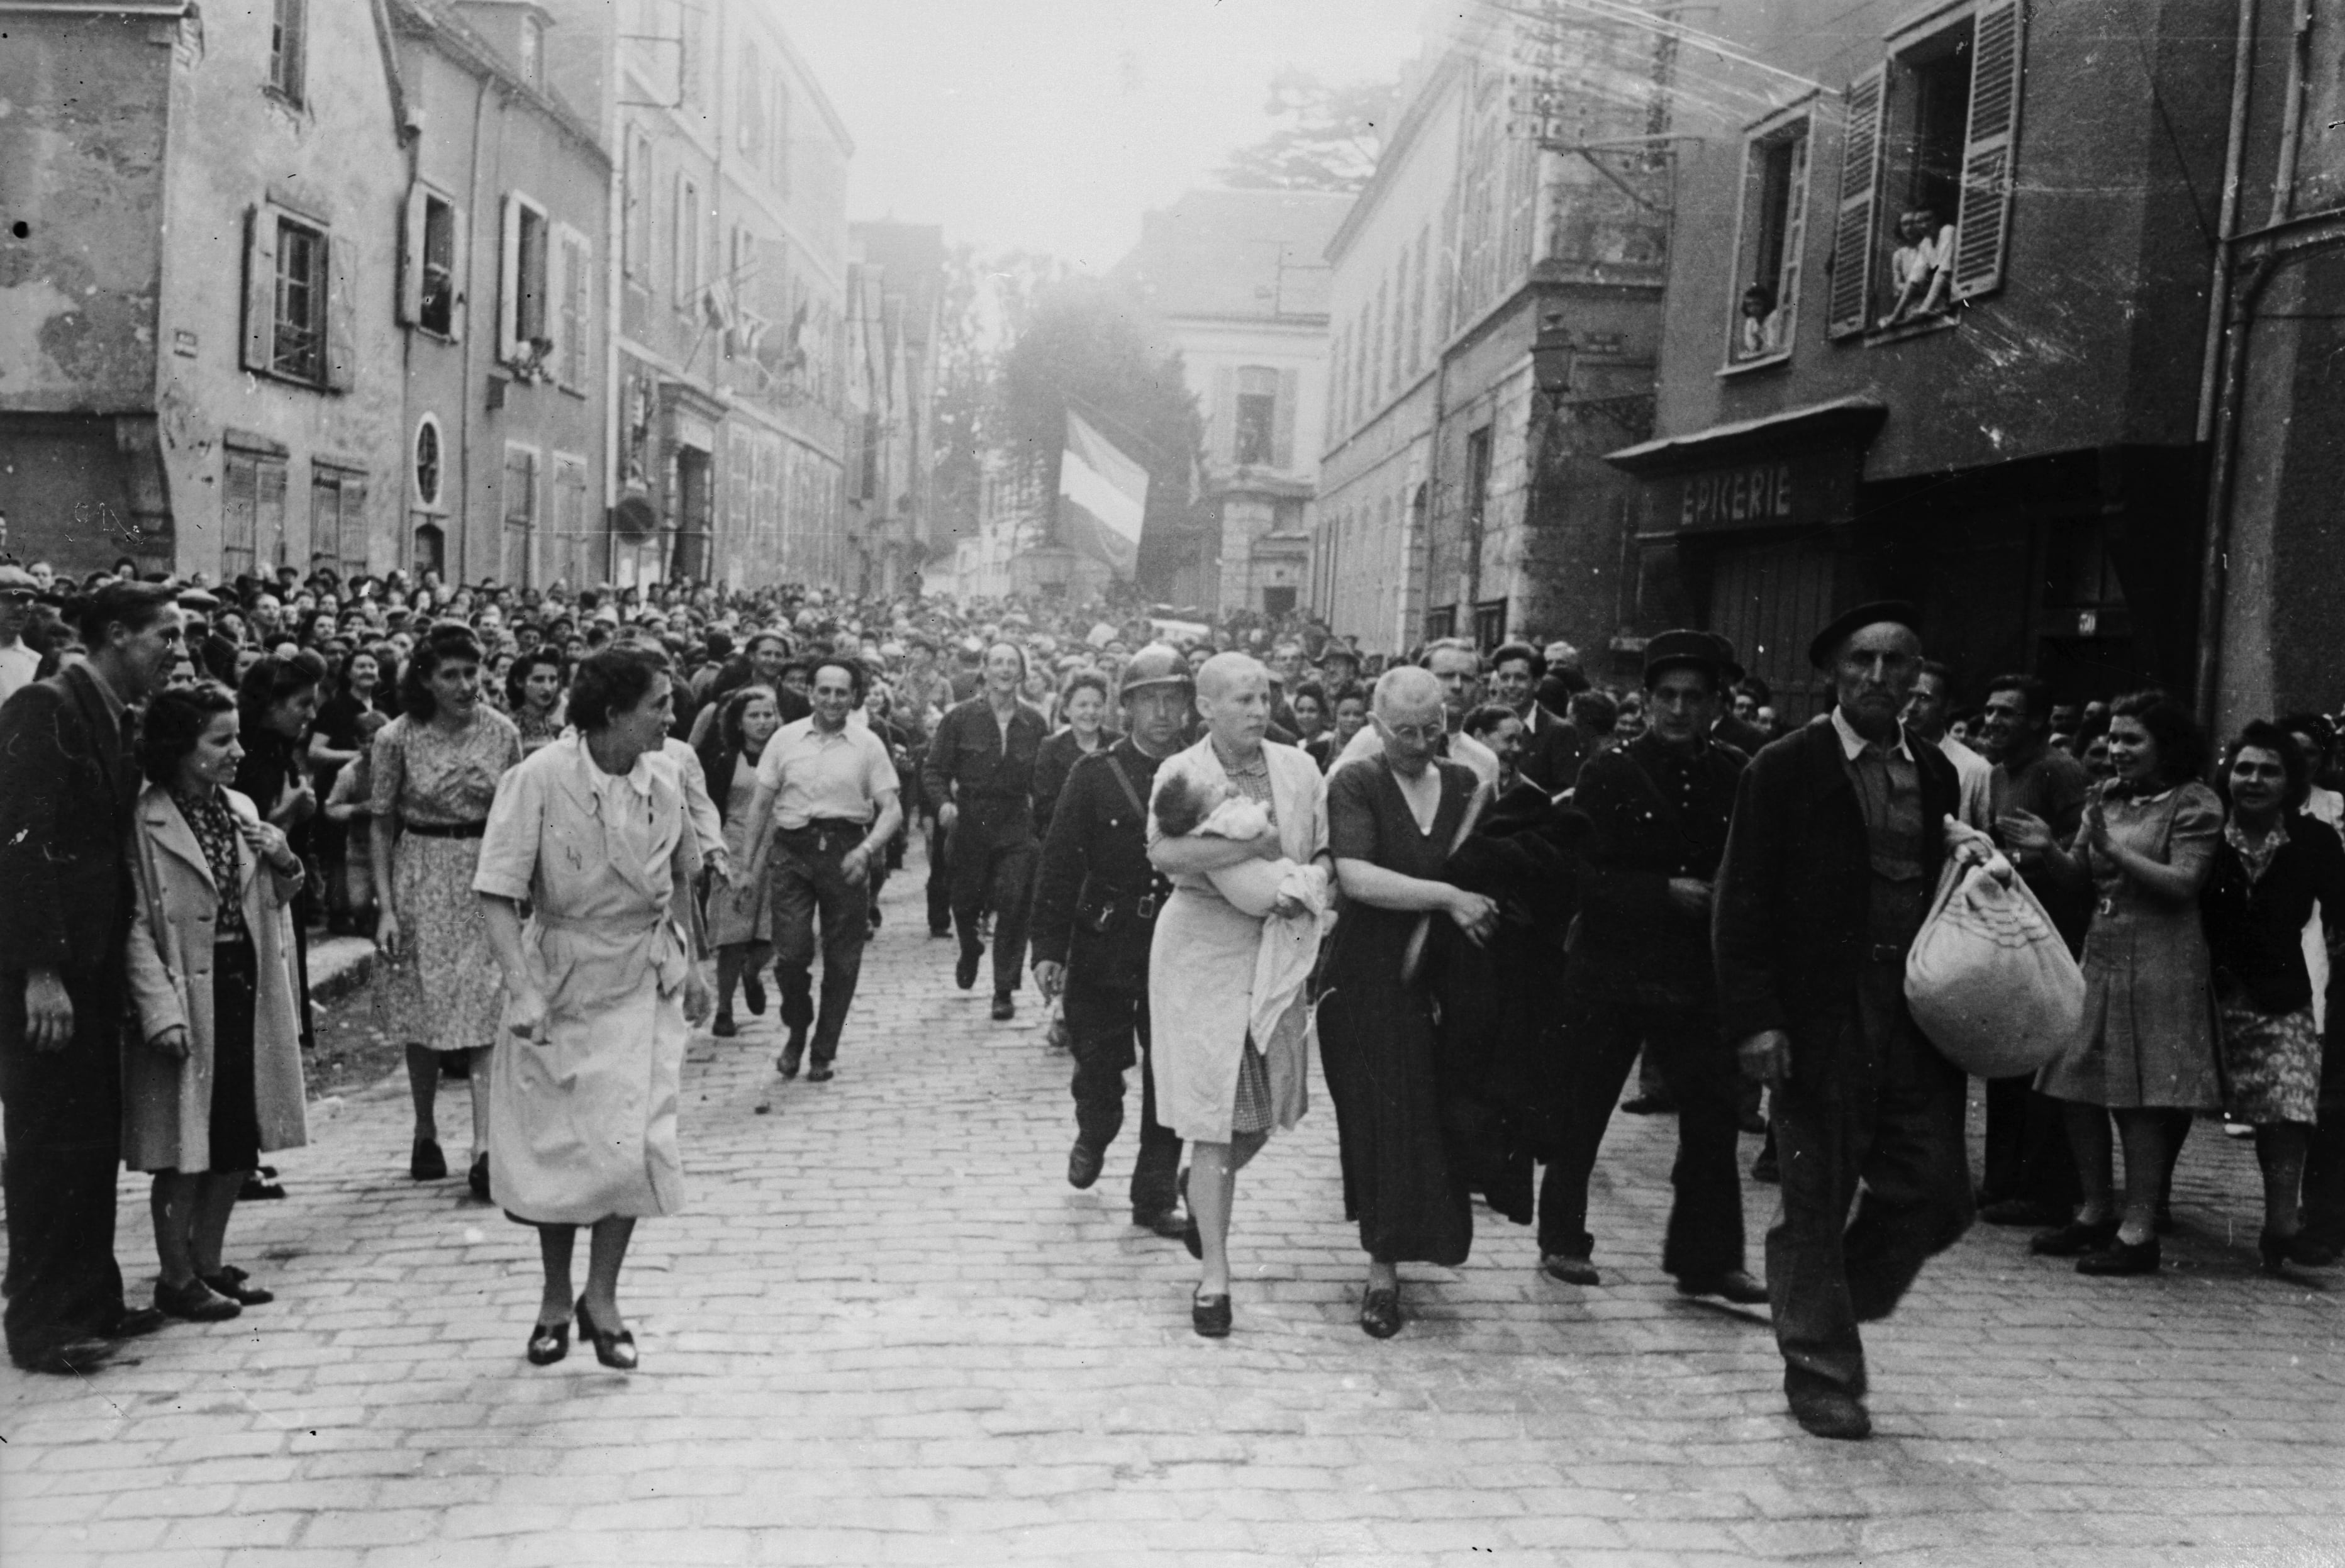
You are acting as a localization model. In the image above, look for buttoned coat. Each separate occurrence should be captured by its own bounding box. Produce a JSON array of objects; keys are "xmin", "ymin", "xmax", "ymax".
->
[
  {"xmin": 121, "ymin": 784, "xmax": 309, "ymax": 1171},
  {"xmin": 474, "ymin": 735, "xmax": 699, "ymax": 1225}
]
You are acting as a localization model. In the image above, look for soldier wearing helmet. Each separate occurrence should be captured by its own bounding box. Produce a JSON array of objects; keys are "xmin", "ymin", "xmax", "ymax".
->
[{"xmin": 1029, "ymin": 645, "xmax": 1194, "ymax": 1235}]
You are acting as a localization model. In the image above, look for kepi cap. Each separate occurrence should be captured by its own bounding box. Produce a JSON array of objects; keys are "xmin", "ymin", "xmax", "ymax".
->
[{"xmin": 1642, "ymin": 628, "xmax": 1730, "ymax": 686}]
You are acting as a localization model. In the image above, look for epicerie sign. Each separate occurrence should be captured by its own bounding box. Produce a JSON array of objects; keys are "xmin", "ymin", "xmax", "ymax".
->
[{"xmin": 1680, "ymin": 462, "xmax": 1795, "ymax": 530}]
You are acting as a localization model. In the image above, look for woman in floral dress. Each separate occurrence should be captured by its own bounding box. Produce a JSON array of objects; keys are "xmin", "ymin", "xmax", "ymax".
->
[{"xmin": 370, "ymin": 623, "xmax": 521, "ymax": 1194}]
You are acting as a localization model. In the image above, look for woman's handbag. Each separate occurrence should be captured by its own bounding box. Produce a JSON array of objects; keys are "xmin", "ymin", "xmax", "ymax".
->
[{"xmin": 1904, "ymin": 852, "xmax": 2085, "ymax": 1078}]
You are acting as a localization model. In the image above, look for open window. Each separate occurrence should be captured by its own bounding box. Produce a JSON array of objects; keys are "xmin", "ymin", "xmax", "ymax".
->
[
  {"xmin": 1234, "ymin": 367, "xmax": 1278, "ymax": 466},
  {"xmin": 400, "ymin": 186, "xmax": 463, "ymax": 340},
  {"xmin": 242, "ymin": 202, "xmax": 354, "ymax": 389},
  {"xmin": 1726, "ymin": 107, "xmax": 1812, "ymax": 366},
  {"xmin": 499, "ymin": 192, "xmax": 552, "ymax": 372},
  {"xmin": 1827, "ymin": 0, "xmax": 2024, "ymax": 340}
]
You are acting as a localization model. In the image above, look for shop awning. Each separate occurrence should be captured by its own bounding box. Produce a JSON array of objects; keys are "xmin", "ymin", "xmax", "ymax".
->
[{"xmin": 1603, "ymin": 396, "xmax": 1887, "ymax": 475}]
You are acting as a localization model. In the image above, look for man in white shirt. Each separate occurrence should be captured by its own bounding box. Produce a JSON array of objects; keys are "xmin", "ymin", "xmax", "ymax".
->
[
  {"xmin": 742, "ymin": 657, "xmax": 903, "ymax": 1082},
  {"xmin": 1902, "ymin": 659, "xmax": 1992, "ymax": 830},
  {"xmin": 0, "ymin": 565, "xmax": 45, "ymax": 708}
]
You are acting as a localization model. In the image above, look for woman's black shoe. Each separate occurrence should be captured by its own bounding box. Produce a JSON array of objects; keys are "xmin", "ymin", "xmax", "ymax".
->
[
  {"xmin": 2030, "ymin": 1216, "xmax": 2119, "ymax": 1257},
  {"xmin": 201, "ymin": 1264, "xmax": 273, "ymax": 1306},
  {"xmin": 576, "ymin": 1299, "xmax": 638, "ymax": 1371},
  {"xmin": 156, "ymin": 1276, "xmax": 242, "ymax": 1321},
  {"xmin": 526, "ymin": 1318, "xmax": 570, "ymax": 1365},
  {"xmin": 2258, "ymin": 1230, "xmax": 2334, "ymax": 1276},
  {"xmin": 469, "ymin": 1154, "xmax": 491, "ymax": 1201},
  {"xmin": 240, "ymin": 1169, "xmax": 287, "ymax": 1201},
  {"xmin": 1359, "ymin": 1286, "xmax": 1403, "ymax": 1339},
  {"xmin": 1191, "ymin": 1291, "xmax": 1232, "ymax": 1338},
  {"xmin": 2076, "ymin": 1235, "xmax": 2161, "ymax": 1276},
  {"xmin": 410, "ymin": 1138, "xmax": 447, "ymax": 1181}
]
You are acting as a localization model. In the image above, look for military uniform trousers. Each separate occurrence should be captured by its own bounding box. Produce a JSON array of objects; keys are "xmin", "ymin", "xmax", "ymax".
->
[
  {"xmin": 1769, "ymin": 959, "xmax": 1973, "ymax": 1399},
  {"xmin": 1540, "ymin": 983, "xmax": 1746, "ymax": 1280},
  {"xmin": 769, "ymin": 824, "xmax": 873, "ymax": 1065},
  {"xmin": 1065, "ymin": 971, "xmax": 1182, "ymax": 1216}
]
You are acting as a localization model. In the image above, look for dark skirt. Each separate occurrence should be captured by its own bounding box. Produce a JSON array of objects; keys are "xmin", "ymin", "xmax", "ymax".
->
[
  {"xmin": 208, "ymin": 940, "xmax": 262, "ymax": 1174},
  {"xmin": 1315, "ymin": 907, "xmax": 1473, "ymax": 1267}
]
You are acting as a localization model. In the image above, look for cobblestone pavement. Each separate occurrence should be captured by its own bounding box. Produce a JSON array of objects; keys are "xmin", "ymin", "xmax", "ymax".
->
[{"xmin": 6, "ymin": 854, "xmax": 2345, "ymax": 1567}]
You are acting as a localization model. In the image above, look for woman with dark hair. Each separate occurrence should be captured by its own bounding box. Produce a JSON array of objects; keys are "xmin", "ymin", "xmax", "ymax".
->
[
  {"xmin": 506, "ymin": 649, "xmax": 567, "ymax": 757},
  {"xmin": 235, "ymin": 652, "xmax": 326, "ymax": 1052},
  {"xmin": 476, "ymin": 647, "xmax": 712, "ymax": 1369},
  {"xmin": 123, "ymin": 684, "xmax": 309, "ymax": 1321},
  {"xmin": 370, "ymin": 622, "xmax": 521, "ymax": 1193},
  {"xmin": 2202, "ymin": 722, "xmax": 2345, "ymax": 1273},
  {"xmin": 2007, "ymin": 689, "xmax": 2223, "ymax": 1276},
  {"xmin": 1289, "ymin": 681, "xmax": 1329, "ymax": 747},
  {"xmin": 1031, "ymin": 670, "xmax": 1111, "ymax": 843},
  {"xmin": 1311, "ymin": 684, "xmax": 1369, "ymax": 772},
  {"xmin": 696, "ymin": 684, "xmax": 783, "ymax": 1035}
]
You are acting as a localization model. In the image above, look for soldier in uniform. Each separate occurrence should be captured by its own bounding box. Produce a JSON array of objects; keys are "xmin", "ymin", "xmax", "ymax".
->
[
  {"xmin": 1030, "ymin": 647, "xmax": 1191, "ymax": 1237},
  {"xmin": 922, "ymin": 642, "xmax": 1050, "ymax": 1020},
  {"xmin": 1537, "ymin": 630, "xmax": 1768, "ymax": 1306}
]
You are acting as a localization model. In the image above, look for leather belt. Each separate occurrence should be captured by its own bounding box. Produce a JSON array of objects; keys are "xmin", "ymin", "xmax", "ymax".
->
[{"xmin": 404, "ymin": 819, "xmax": 487, "ymax": 839}]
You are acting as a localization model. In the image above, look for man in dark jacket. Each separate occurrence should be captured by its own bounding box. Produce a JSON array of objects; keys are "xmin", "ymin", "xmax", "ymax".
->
[
  {"xmin": 0, "ymin": 581, "xmax": 182, "ymax": 1373},
  {"xmin": 923, "ymin": 641, "xmax": 1049, "ymax": 1020},
  {"xmin": 1713, "ymin": 601, "xmax": 1985, "ymax": 1442},
  {"xmin": 1031, "ymin": 647, "xmax": 1191, "ymax": 1235},
  {"xmin": 1540, "ymin": 631, "xmax": 1763, "ymax": 1303}
]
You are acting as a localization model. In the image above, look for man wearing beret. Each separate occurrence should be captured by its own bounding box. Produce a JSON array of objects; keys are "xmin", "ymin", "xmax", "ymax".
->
[
  {"xmin": 1713, "ymin": 601, "xmax": 1989, "ymax": 1440},
  {"xmin": 1539, "ymin": 631, "xmax": 1764, "ymax": 1304}
]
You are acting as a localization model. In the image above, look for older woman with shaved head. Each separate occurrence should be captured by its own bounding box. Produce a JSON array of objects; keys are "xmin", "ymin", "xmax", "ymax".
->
[
  {"xmin": 1318, "ymin": 667, "xmax": 1500, "ymax": 1337},
  {"xmin": 1147, "ymin": 653, "xmax": 1327, "ymax": 1338}
]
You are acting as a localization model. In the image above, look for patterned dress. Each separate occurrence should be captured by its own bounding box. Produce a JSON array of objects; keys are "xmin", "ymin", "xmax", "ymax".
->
[{"xmin": 370, "ymin": 708, "xmax": 522, "ymax": 1051}]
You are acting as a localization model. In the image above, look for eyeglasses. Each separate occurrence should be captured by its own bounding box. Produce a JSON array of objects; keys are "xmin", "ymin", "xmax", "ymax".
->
[{"xmin": 1383, "ymin": 723, "xmax": 1444, "ymax": 745}]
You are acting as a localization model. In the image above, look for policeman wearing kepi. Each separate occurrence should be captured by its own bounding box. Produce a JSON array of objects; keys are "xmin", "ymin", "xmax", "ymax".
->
[{"xmin": 1030, "ymin": 646, "xmax": 1191, "ymax": 1237}]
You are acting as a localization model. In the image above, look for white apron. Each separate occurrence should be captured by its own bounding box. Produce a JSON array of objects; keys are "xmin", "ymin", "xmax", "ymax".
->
[
  {"xmin": 475, "ymin": 736, "xmax": 697, "ymax": 1225},
  {"xmin": 1145, "ymin": 736, "xmax": 1325, "ymax": 1142}
]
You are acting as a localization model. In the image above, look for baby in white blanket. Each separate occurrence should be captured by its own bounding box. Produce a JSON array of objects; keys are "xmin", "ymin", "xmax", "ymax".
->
[{"xmin": 1152, "ymin": 776, "xmax": 1319, "ymax": 917}]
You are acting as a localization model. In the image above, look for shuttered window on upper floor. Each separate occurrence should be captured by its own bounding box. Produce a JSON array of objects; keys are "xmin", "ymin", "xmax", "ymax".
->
[{"xmin": 1826, "ymin": 0, "xmax": 2024, "ymax": 341}]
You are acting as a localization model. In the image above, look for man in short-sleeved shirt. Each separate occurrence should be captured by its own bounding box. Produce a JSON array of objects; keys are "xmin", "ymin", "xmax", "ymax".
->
[{"xmin": 742, "ymin": 659, "xmax": 902, "ymax": 1081}]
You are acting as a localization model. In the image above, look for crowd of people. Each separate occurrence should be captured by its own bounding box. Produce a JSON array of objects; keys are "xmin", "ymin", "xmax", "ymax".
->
[{"xmin": 2, "ymin": 557, "xmax": 2341, "ymax": 1445}]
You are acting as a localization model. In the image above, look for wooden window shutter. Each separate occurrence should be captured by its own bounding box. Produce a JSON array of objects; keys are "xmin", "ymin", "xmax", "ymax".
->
[
  {"xmin": 325, "ymin": 233, "xmax": 358, "ymax": 390},
  {"xmin": 241, "ymin": 207, "xmax": 277, "ymax": 372},
  {"xmin": 498, "ymin": 196, "xmax": 521, "ymax": 362},
  {"xmin": 256, "ymin": 456, "xmax": 288, "ymax": 569},
  {"xmin": 221, "ymin": 451, "xmax": 259, "ymax": 576},
  {"xmin": 543, "ymin": 220, "xmax": 567, "ymax": 372},
  {"xmin": 1273, "ymin": 368, "xmax": 1299, "ymax": 469},
  {"xmin": 1827, "ymin": 66, "xmax": 1885, "ymax": 340},
  {"xmin": 447, "ymin": 201, "xmax": 469, "ymax": 344},
  {"xmin": 339, "ymin": 474, "xmax": 368, "ymax": 575},
  {"xmin": 398, "ymin": 185, "xmax": 427, "ymax": 324},
  {"xmin": 1210, "ymin": 365, "xmax": 1237, "ymax": 464},
  {"xmin": 1952, "ymin": 0, "xmax": 2025, "ymax": 301}
]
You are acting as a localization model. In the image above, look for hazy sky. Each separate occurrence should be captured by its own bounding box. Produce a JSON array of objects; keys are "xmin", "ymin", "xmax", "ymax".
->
[{"xmin": 784, "ymin": 0, "xmax": 1443, "ymax": 271}]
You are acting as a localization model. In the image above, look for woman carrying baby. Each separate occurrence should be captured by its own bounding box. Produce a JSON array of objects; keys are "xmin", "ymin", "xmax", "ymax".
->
[
  {"xmin": 1317, "ymin": 666, "xmax": 1500, "ymax": 1338},
  {"xmin": 1147, "ymin": 653, "xmax": 1329, "ymax": 1338}
]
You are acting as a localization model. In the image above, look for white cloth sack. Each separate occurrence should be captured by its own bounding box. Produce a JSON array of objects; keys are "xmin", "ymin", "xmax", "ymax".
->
[{"xmin": 1903, "ymin": 853, "xmax": 2085, "ymax": 1080}]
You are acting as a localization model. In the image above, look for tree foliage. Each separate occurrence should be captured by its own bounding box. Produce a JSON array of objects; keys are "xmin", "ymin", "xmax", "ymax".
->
[{"xmin": 1220, "ymin": 70, "xmax": 1400, "ymax": 195}]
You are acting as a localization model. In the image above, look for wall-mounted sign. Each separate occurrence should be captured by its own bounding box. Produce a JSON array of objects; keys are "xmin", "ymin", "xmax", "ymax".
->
[{"xmin": 1666, "ymin": 448, "xmax": 1856, "ymax": 535}]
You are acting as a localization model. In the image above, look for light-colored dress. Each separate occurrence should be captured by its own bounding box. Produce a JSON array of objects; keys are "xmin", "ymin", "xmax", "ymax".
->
[
  {"xmin": 705, "ymin": 751, "xmax": 771, "ymax": 949},
  {"xmin": 2037, "ymin": 781, "xmax": 2224, "ymax": 1111},
  {"xmin": 370, "ymin": 708, "xmax": 523, "ymax": 1052},
  {"xmin": 473, "ymin": 733, "xmax": 699, "ymax": 1225},
  {"xmin": 1146, "ymin": 735, "xmax": 1324, "ymax": 1143}
]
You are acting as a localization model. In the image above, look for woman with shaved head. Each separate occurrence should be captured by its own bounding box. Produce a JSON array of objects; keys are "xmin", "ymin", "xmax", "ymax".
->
[{"xmin": 1147, "ymin": 653, "xmax": 1327, "ymax": 1338}]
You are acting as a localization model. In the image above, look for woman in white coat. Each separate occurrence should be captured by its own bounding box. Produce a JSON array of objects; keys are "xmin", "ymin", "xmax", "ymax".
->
[
  {"xmin": 476, "ymin": 648, "xmax": 712, "ymax": 1370},
  {"xmin": 124, "ymin": 684, "xmax": 309, "ymax": 1322},
  {"xmin": 1147, "ymin": 653, "xmax": 1325, "ymax": 1338}
]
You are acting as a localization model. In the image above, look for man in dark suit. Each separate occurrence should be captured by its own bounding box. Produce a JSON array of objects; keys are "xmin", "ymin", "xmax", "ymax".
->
[
  {"xmin": 1487, "ymin": 641, "xmax": 1585, "ymax": 794},
  {"xmin": 0, "ymin": 581, "xmax": 182, "ymax": 1374},
  {"xmin": 1713, "ymin": 601, "xmax": 1988, "ymax": 1441}
]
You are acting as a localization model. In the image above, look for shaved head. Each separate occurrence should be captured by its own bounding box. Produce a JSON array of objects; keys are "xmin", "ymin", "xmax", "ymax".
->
[
  {"xmin": 1373, "ymin": 665, "xmax": 1443, "ymax": 719},
  {"xmin": 1196, "ymin": 652, "xmax": 1266, "ymax": 703}
]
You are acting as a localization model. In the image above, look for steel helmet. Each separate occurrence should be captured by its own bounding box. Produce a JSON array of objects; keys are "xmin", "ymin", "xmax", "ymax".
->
[{"xmin": 1118, "ymin": 642, "xmax": 1195, "ymax": 702}]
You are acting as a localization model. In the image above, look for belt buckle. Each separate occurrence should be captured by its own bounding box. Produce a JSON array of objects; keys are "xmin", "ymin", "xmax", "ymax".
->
[
  {"xmin": 2097, "ymin": 895, "xmax": 2115, "ymax": 917},
  {"xmin": 1134, "ymin": 893, "xmax": 1158, "ymax": 921}
]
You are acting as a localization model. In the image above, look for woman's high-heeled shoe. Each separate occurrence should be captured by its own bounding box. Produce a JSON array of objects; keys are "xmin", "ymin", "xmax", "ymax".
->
[
  {"xmin": 2030, "ymin": 1216, "xmax": 2119, "ymax": 1257},
  {"xmin": 575, "ymin": 1299, "xmax": 638, "ymax": 1370},
  {"xmin": 1191, "ymin": 1290, "xmax": 1231, "ymax": 1338},
  {"xmin": 2258, "ymin": 1230, "xmax": 2332, "ymax": 1276},
  {"xmin": 525, "ymin": 1318, "xmax": 570, "ymax": 1365}
]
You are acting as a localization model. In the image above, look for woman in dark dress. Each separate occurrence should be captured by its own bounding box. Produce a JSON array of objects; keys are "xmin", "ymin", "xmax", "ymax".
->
[
  {"xmin": 2202, "ymin": 721, "xmax": 2345, "ymax": 1274},
  {"xmin": 235, "ymin": 652, "xmax": 327, "ymax": 1052},
  {"xmin": 1317, "ymin": 667, "xmax": 1499, "ymax": 1338}
]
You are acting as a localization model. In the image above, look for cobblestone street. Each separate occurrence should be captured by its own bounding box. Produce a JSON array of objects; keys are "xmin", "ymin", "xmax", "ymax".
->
[{"xmin": 6, "ymin": 860, "xmax": 2345, "ymax": 1567}]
